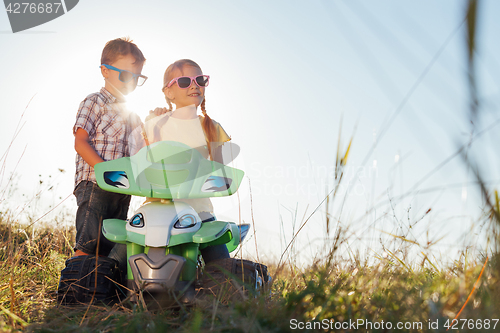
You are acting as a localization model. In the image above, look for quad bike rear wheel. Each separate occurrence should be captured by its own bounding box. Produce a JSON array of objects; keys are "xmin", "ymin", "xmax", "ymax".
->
[{"xmin": 201, "ymin": 258, "xmax": 271, "ymax": 302}]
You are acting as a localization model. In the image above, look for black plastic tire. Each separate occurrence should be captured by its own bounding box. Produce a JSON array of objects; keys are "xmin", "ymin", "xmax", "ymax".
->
[
  {"xmin": 57, "ymin": 255, "xmax": 121, "ymax": 305},
  {"xmin": 254, "ymin": 261, "xmax": 272, "ymax": 292},
  {"xmin": 202, "ymin": 258, "xmax": 270, "ymax": 302}
]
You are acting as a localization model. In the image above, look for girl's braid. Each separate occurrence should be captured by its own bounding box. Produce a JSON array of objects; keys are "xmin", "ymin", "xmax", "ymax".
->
[{"xmin": 200, "ymin": 98, "xmax": 218, "ymax": 160}]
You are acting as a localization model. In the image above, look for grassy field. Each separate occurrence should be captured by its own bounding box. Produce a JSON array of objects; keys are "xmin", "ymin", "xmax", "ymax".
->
[
  {"xmin": 0, "ymin": 214, "xmax": 498, "ymax": 333},
  {"xmin": 2, "ymin": 1, "xmax": 499, "ymax": 331}
]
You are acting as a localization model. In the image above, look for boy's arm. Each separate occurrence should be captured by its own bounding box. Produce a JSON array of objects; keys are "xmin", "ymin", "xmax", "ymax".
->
[
  {"xmin": 145, "ymin": 107, "xmax": 168, "ymax": 122},
  {"xmin": 74, "ymin": 128, "xmax": 104, "ymax": 167}
]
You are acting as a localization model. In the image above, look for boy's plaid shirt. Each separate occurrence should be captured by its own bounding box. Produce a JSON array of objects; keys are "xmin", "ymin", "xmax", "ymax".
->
[{"xmin": 73, "ymin": 87, "xmax": 142, "ymax": 187}]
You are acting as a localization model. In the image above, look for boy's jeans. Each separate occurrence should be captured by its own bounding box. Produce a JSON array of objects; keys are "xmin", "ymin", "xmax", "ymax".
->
[{"xmin": 74, "ymin": 180, "xmax": 131, "ymax": 256}]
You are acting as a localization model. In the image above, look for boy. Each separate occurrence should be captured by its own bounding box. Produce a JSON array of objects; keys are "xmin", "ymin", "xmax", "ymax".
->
[
  {"xmin": 73, "ymin": 37, "xmax": 145, "ymax": 257},
  {"xmin": 58, "ymin": 37, "xmax": 146, "ymax": 304}
]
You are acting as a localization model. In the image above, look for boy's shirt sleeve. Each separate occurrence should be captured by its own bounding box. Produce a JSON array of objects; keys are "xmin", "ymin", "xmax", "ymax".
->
[{"xmin": 73, "ymin": 96, "xmax": 99, "ymax": 136}]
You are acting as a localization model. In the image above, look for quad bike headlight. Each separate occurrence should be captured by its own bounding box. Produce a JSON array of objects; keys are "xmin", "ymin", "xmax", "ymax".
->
[
  {"xmin": 174, "ymin": 214, "xmax": 197, "ymax": 229},
  {"xmin": 129, "ymin": 213, "xmax": 144, "ymax": 228}
]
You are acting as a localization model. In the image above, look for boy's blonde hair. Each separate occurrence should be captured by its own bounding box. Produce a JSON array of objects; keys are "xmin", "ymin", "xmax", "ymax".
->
[
  {"xmin": 101, "ymin": 37, "xmax": 146, "ymax": 65},
  {"xmin": 162, "ymin": 59, "xmax": 218, "ymax": 160}
]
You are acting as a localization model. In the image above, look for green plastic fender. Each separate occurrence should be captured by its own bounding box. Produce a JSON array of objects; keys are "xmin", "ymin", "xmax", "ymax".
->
[
  {"xmin": 225, "ymin": 223, "xmax": 241, "ymax": 253},
  {"xmin": 102, "ymin": 219, "xmax": 127, "ymax": 244},
  {"xmin": 191, "ymin": 221, "xmax": 240, "ymax": 253},
  {"xmin": 103, "ymin": 219, "xmax": 240, "ymax": 253},
  {"xmin": 102, "ymin": 219, "xmax": 146, "ymax": 246}
]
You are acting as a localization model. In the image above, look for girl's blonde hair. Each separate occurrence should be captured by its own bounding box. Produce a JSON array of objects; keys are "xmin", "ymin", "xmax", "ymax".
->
[{"xmin": 162, "ymin": 59, "xmax": 218, "ymax": 160}]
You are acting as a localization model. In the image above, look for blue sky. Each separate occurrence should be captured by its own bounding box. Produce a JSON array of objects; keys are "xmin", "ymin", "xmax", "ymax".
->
[{"xmin": 1, "ymin": 0, "xmax": 499, "ymax": 264}]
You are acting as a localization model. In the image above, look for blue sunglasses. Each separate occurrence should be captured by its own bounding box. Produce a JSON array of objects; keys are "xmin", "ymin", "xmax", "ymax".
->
[{"xmin": 100, "ymin": 64, "xmax": 148, "ymax": 86}]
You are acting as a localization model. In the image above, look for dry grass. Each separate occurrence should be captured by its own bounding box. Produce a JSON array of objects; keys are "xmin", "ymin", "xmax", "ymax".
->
[{"xmin": 0, "ymin": 211, "xmax": 498, "ymax": 332}]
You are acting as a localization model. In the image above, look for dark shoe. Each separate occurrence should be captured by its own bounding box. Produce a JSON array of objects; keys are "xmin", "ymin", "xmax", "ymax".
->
[{"xmin": 57, "ymin": 255, "xmax": 121, "ymax": 305}]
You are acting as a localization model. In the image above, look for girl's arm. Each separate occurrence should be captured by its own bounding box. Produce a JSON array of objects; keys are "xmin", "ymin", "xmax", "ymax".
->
[
  {"xmin": 213, "ymin": 145, "xmax": 224, "ymax": 164},
  {"xmin": 74, "ymin": 128, "xmax": 104, "ymax": 167}
]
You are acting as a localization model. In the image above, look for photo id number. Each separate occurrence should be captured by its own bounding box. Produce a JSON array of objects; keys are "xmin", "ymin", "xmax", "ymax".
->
[
  {"xmin": 6, "ymin": 2, "xmax": 62, "ymax": 14},
  {"xmin": 444, "ymin": 319, "xmax": 498, "ymax": 330}
]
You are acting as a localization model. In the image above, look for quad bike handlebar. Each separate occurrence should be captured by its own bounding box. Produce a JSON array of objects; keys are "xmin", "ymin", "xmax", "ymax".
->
[{"xmin": 94, "ymin": 140, "xmax": 244, "ymax": 199}]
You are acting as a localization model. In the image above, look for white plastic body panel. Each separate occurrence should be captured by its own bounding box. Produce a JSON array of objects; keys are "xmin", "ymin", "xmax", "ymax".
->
[{"xmin": 126, "ymin": 201, "xmax": 201, "ymax": 247}]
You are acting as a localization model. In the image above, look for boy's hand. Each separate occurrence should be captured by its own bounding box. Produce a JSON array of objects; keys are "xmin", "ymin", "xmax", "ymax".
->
[
  {"xmin": 145, "ymin": 107, "xmax": 168, "ymax": 122},
  {"xmin": 74, "ymin": 128, "xmax": 105, "ymax": 167}
]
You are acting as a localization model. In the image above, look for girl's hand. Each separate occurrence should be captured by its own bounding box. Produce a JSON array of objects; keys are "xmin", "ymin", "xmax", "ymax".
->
[{"xmin": 145, "ymin": 107, "xmax": 168, "ymax": 121}]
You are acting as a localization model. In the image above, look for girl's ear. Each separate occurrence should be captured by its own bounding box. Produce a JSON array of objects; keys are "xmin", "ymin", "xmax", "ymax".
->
[{"xmin": 164, "ymin": 87, "xmax": 175, "ymax": 101}]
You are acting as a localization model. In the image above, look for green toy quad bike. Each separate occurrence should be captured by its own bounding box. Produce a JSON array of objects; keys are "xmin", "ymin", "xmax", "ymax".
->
[{"xmin": 58, "ymin": 141, "xmax": 271, "ymax": 306}]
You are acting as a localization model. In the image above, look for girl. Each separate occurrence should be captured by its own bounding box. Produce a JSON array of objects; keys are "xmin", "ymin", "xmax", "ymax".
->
[{"xmin": 144, "ymin": 59, "xmax": 232, "ymax": 262}]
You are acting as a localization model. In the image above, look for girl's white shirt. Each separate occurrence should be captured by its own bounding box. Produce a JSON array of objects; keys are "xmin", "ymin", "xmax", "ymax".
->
[
  {"xmin": 157, "ymin": 105, "xmax": 209, "ymax": 159},
  {"xmin": 141, "ymin": 104, "xmax": 214, "ymax": 215}
]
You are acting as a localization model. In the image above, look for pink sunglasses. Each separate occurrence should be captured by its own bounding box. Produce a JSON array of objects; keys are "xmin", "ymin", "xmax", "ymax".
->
[{"xmin": 166, "ymin": 75, "xmax": 210, "ymax": 89}]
